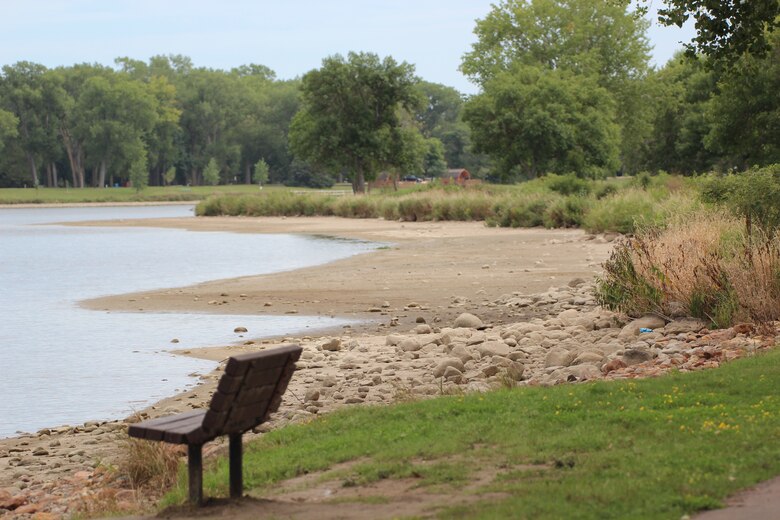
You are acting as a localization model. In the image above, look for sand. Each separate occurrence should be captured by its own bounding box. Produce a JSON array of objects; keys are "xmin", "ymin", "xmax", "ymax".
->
[{"xmin": 77, "ymin": 216, "xmax": 614, "ymax": 350}]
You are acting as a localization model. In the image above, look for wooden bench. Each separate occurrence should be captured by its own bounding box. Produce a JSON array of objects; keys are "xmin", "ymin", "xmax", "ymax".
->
[{"xmin": 128, "ymin": 344, "xmax": 302, "ymax": 504}]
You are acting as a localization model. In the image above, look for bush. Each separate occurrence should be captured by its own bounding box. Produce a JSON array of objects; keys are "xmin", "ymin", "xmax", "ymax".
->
[
  {"xmin": 543, "ymin": 195, "xmax": 590, "ymax": 228},
  {"xmin": 700, "ymin": 164, "xmax": 780, "ymax": 234},
  {"xmin": 595, "ymin": 212, "xmax": 780, "ymax": 327},
  {"xmin": 583, "ymin": 189, "xmax": 663, "ymax": 234},
  {"xmin": 545, "ymin": 173, "xmax": 593, "ymax": 196}
]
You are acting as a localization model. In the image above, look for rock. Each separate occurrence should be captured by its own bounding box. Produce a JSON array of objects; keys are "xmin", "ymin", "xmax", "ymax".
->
[
  {"xmin": 454, "ymin": 313, "xmax": 483, "ymax": 329},
  {"xmin": 602, "ymin": 358, "xmax": 627, "ymax": 374},
  {"xmin": 571, "ymin": 351, "xmax": 605, "ymax": 366},
  {"xmin": 623, "ymin": 348, "xmax": 654, "ymax": 365},
  {"xmin": 443, "ymin": 366, "xmax": 463, "ymax": 379},
  {"xmin": 545, "ymin": 348, "xmax": 575, "ymax": 368},
  {"xmin": 386, "ymin": 334, "xmax": 405, "ymax": 346},
  {"xmin": 663, "ymin": 319, "xmax": 708, "ymax": 335},
  {"xmin": 506, "ymin": 361, "xmax": 525, "ymax": 380},
  {"xmin": 557, "ymin": 309, "xmax": 581, "ymax": 327},
  {"xmin": 0, "ymin": 490, "xmax": 26, "ymax": 510},
  {"xmin": 433, "ymin": 358, "xmax": 465, "ymax": 378},
  {"xmin": 414, "ymin": 324, "xmax": 433, "ymax": 334},
  {"xmin": 568, "ymin": 277, "xmax": 587, "ymax": 287},
  {"xmin": 482, "ymin": 365, "xmax": 500, "ymax": 377},
  {"xmin": 476, "ymin": 341, "xmax": 511, "ymax": 357},
  {"xmin": 345, "ymin": 397, "xmax": 364, "ymax": 404},
  {"xmin": 399, "ymin": 338, "xmax": 422, "ymax": 352},
  {"xmin": 321, "ymin": 338, "xmax": 342, "ymax": 351},
  {"xmin": 31, "ymin": 448, "xmax": 48, "ymax": 456},
  {"xmin": 618, "ymin": 315, "xmax": 667, "ymax": 340},
  {"xmin": 304, "ymin": 389, "xmax": 320, "ymax": 402},
  {"xmin": 548, "ymin": 364, "xmax": 601, "ymax": 384},
  {"xmin": 320, "ymin": 376, "xmax": 338, "ymax": 388},
  {"xmin": 234, "ymin": 326, "xmax": 248, "ymax": 333},
  {"xmin": 450, "ymin": 345, "xmax": 474, "ymax": 364}
]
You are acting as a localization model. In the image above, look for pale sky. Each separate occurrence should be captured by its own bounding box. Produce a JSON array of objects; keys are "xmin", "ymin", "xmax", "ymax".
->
[{"xmin": 0, "ymin": 0, "xmax": 695, "ymax": 94}]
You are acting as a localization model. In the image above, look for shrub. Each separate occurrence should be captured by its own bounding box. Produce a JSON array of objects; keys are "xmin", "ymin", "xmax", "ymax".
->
[
  {"xmin": 700, "ymin": 164, "xmax": 780, "ymax": 234},
  {"xmin": 583, "ymin": 189, "xmax": 663, "ymax": 234},
  {"xmin": 543, "ymin": 195, "xmax": 590, "ymax": 228},
  {"xmin": 595, "ymin": 212, "xmax": 780, "ymax": 327},
  {"xmin": 545, "ymin": 173, "xmax": 593, "ymax": 196},
  {"xmin": 119, "ymin": 435, "xmax": 182, "ymax": 491}
]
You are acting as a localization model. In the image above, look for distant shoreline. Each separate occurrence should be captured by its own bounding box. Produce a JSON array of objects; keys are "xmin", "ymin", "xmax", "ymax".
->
[{"xmin": 0, "ymin": 200, "xmax": 197, "ymax": 209}]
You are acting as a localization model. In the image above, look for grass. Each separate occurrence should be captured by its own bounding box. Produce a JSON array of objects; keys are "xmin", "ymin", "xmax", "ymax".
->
[
  {"xmin": 0, "ymin": 184, "xmax": 350, "ymax": 204},
  {"xmin": 596, "ymin": 211, "xmax": 780, "ymax": 327},
  {"xmin": 162, "ymin": 348, "xmax": 780, "ymax": 518}
]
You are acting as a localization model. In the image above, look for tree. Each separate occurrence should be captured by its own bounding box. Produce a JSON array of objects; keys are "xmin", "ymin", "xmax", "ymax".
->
[
  {"xmin": 422, "ymin": 138, "xmax": 448, "ymax": 177},
  {"xmin": 289, "ymin": 52, "xmax": 420, "ymax": 193},
  {"xmin": 128, "ymin": 149, "xmax": 149, "ymax": 192},
  {"xmin": 0, "ymin": 109, "xmax": 18, "ymax": 153},
  {"xmin": 253, "ymin": 157, "xmax": 269, "ymax": 185},
  {"xmin": 461, "ymin": 0, "xmax": 652, "ymax": 173},
  {"xmin": 652, "ymin": 0, "xmax": 780, "ymax": 64},
  {"xmin": 705, "ymin": 31, "xmax": 780, "ymax": 168},
  {"xmin": 203, "ymin": 157, "xmax": 220, "ymax": 185},
  {"xmin": 463, "ymin": 66, "xmax": 620, "ymax": 180}
]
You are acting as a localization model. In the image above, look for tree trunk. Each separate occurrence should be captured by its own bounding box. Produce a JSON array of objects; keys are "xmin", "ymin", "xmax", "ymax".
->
[
  {"xmin": 244, "ymin": 163, "xmax": 251, "ymax": 184},
  {"xmin": 352, "ymin": 169, "xmax": 366, "ymax": 194},
  {"xmin": 97, "ymin": 160, "xmax": 107, "ymax": 188},
  {"xmin": 26, "ymin": 153, "xmax": 39, "ymax": 187}
]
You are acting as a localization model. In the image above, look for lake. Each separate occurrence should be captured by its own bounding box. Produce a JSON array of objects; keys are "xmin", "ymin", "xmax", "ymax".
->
[{"xmin": 0, "ymin": 205, "xmax": 378, "ymax": 438}]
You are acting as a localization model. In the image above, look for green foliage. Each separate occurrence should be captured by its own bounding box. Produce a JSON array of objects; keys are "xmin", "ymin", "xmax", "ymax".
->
[
  {"xmin": 655, "ymin": 0, "xmax": 780, "ymax": 64},
  {"xmin": 595, "ymin": 241, "xmax": 664, "ymax": 316},
  {"xmin": 701, "ymin": 164, "xmax": 780, "ymax": 233},
  {"xmin": 164, "ymin": 350, "xmax": 780, "ymax": 518},
  {"xmin": 128, "ymin": 151, "xmax": 148, "ymax": 192},
  {"xmin": 163, "ymin": 166, "xmax": 176, "ymax": 186},
  {"xmin": 582, "ymin": 189, "xmax": 664, "ymax": 234},
  {"xmin": 253, "ymin": 158, "xmax": 269, "ymax": 185},
  {"xmin": 0, "ymin": 108, "xmax": 17, "ymax": 153},
  {"xmin": 289, "ymin": 52, "xmax": 420, "ymax": 193},
  {"xmin": 463, "ymin": 66, "xmax": 620, "ymax": 180},
  {"xmin": 545, "ymin": 173, "xmax": 593, "ymax": 196},
  {"xmin": 202, "ymin": 158, "xmax": 220, "ymax": 186},
  {"xmin": 542, "ymin": 195, "xmax": 590, "ymax": 228}
]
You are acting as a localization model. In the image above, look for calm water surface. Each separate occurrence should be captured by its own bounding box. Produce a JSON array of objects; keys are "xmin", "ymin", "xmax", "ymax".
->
[{"xmin": 0, "ymin": 205, "xmax": 377, "ymax": 437}]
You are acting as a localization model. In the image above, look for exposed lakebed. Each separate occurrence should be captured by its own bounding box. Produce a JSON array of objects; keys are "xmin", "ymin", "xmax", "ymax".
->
[{"xmin": 0, "ymin": 205, "xmax": 377, "ymax": 437}]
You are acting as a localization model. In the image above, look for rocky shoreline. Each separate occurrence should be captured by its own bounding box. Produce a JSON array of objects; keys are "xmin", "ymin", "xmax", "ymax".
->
[{"xmin": 1, "ymin": 280, "xmax": 775, "ymax": 519}]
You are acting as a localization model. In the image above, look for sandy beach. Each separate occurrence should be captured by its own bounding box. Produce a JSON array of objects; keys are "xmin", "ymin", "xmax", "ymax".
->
[{"xmin": 77, "ymin": 216, "xmax": 614, "ymax": 350}]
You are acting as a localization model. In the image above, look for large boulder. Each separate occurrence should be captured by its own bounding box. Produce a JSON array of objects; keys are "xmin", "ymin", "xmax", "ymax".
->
[
  {"xmin": 662, "ymin": 319, "xmax": 708, "ymax": 335},
  {"xmin": 476, "ymin": 341, "xmax": 511, "ymax": 357}
]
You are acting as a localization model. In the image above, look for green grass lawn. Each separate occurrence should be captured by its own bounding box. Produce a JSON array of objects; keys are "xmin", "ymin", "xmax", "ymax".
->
[
  {"xmin": 163, "ymin": 348, "xmax": 780, "ymax": 519},
  {"xmin": 0, "ymin": 184, "xmax": 351, "ymax": 204}
]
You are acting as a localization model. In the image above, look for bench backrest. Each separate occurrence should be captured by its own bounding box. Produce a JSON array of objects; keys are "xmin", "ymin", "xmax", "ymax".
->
[{"xmin": 202, "ymin": 344, "xmax": 302, "ymax": 437}]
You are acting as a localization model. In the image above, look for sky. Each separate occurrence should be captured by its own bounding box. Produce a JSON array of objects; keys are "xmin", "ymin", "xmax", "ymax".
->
[{"xmin": 0, "ymin": 1, "xmax": 696, "ymax": 94}]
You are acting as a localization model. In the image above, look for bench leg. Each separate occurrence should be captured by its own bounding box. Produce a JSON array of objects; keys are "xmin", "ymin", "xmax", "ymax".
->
[
  {"xmin": 229, "ymin": 433, "xmax": 243, "ymax": 498},
  {"xmin": 188, "ymin": 444, "xmax": 203, "ymax": 505}
]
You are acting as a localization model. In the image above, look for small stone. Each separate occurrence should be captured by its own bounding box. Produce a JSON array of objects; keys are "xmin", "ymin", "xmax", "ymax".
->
[
  {"xmin": 32, "ymin": 448, "xmax": 49, "ymax": 456},
  {"xmin": 433, "ymin": 358, "xmax": 465, "ymax": 378},
  {"xmin": 170, "ymin": 338, "xmax": 180, "ymax": 343},
  {"xmin": 414, "ymin": 324, "xmax": 433, "ymax": 334},
  {"xmin": 234, "ymin": 326, "xmax": 248, "ymax": 333},
  {"xmin": 545, "ymin": 348, "xmax": 574, "ymax": 368},
  {"xmin": 321, "ymin": 339, "xmax": 342, "ymax": 351},
  {"xmin": 304, "ymin": 389, "xmax": 320, "ymax": 402}
]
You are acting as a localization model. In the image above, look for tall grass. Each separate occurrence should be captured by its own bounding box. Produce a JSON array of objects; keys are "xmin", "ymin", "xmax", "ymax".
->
[
  {"xmin": 596, "ymin": 211, "xmax": 780, "ymax": 327},
  {"xmin": 195, "ymin": 176, "xmax": 699, "ymax": 234}
]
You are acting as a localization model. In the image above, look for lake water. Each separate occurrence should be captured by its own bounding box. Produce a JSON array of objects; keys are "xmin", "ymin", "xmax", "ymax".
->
[{"xmin": 0, "ymin": 205, "xmax": 378, "ymax": 438}]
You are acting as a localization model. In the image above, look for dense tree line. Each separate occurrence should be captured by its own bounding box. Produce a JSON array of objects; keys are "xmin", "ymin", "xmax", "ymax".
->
[
  {"xmin": 0, "ymin": 55, "xmax": 481, "ymax": 189},
  {"xmin": 0, "ymin": 0, "xmax": 777, "ymax": 188}
]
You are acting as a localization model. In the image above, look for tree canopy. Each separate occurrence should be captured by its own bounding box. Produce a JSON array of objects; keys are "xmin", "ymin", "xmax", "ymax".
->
[{"xmin": 289, "ymin": 52, "xmax": 420, "ymax": 193}]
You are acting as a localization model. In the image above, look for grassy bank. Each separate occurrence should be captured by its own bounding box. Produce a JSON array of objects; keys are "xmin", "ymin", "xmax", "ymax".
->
[
  {"xmin": 0, "ymin": 184, "xmax": 348, "ymax": 205},
  {"xmin": 196, "ymin": 174, "xmax": 698, "ymax": 234},
  {"xmin": 162, "ymin": 348, "xmax": 780, "ymax": 518}
]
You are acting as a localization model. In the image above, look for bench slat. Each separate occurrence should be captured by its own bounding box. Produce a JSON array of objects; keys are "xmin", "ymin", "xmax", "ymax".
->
[{"xmin": 128, "ymin": 410, "xmax": 207, "ymax": 443}]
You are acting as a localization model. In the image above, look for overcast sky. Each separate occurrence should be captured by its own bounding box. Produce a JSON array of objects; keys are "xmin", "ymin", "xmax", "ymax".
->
[{"xmin": 1, "ymin": 0, "xmax": 695, "ymax": 94}]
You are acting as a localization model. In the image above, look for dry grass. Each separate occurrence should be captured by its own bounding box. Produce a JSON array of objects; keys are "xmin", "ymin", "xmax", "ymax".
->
[
  {"xmin": 117, "ymin": 435, "xmax": 184, "ymax": 492},
  {"xmin": 597, "ymin": 211, "xmax": 780, "ymax": 327}
]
